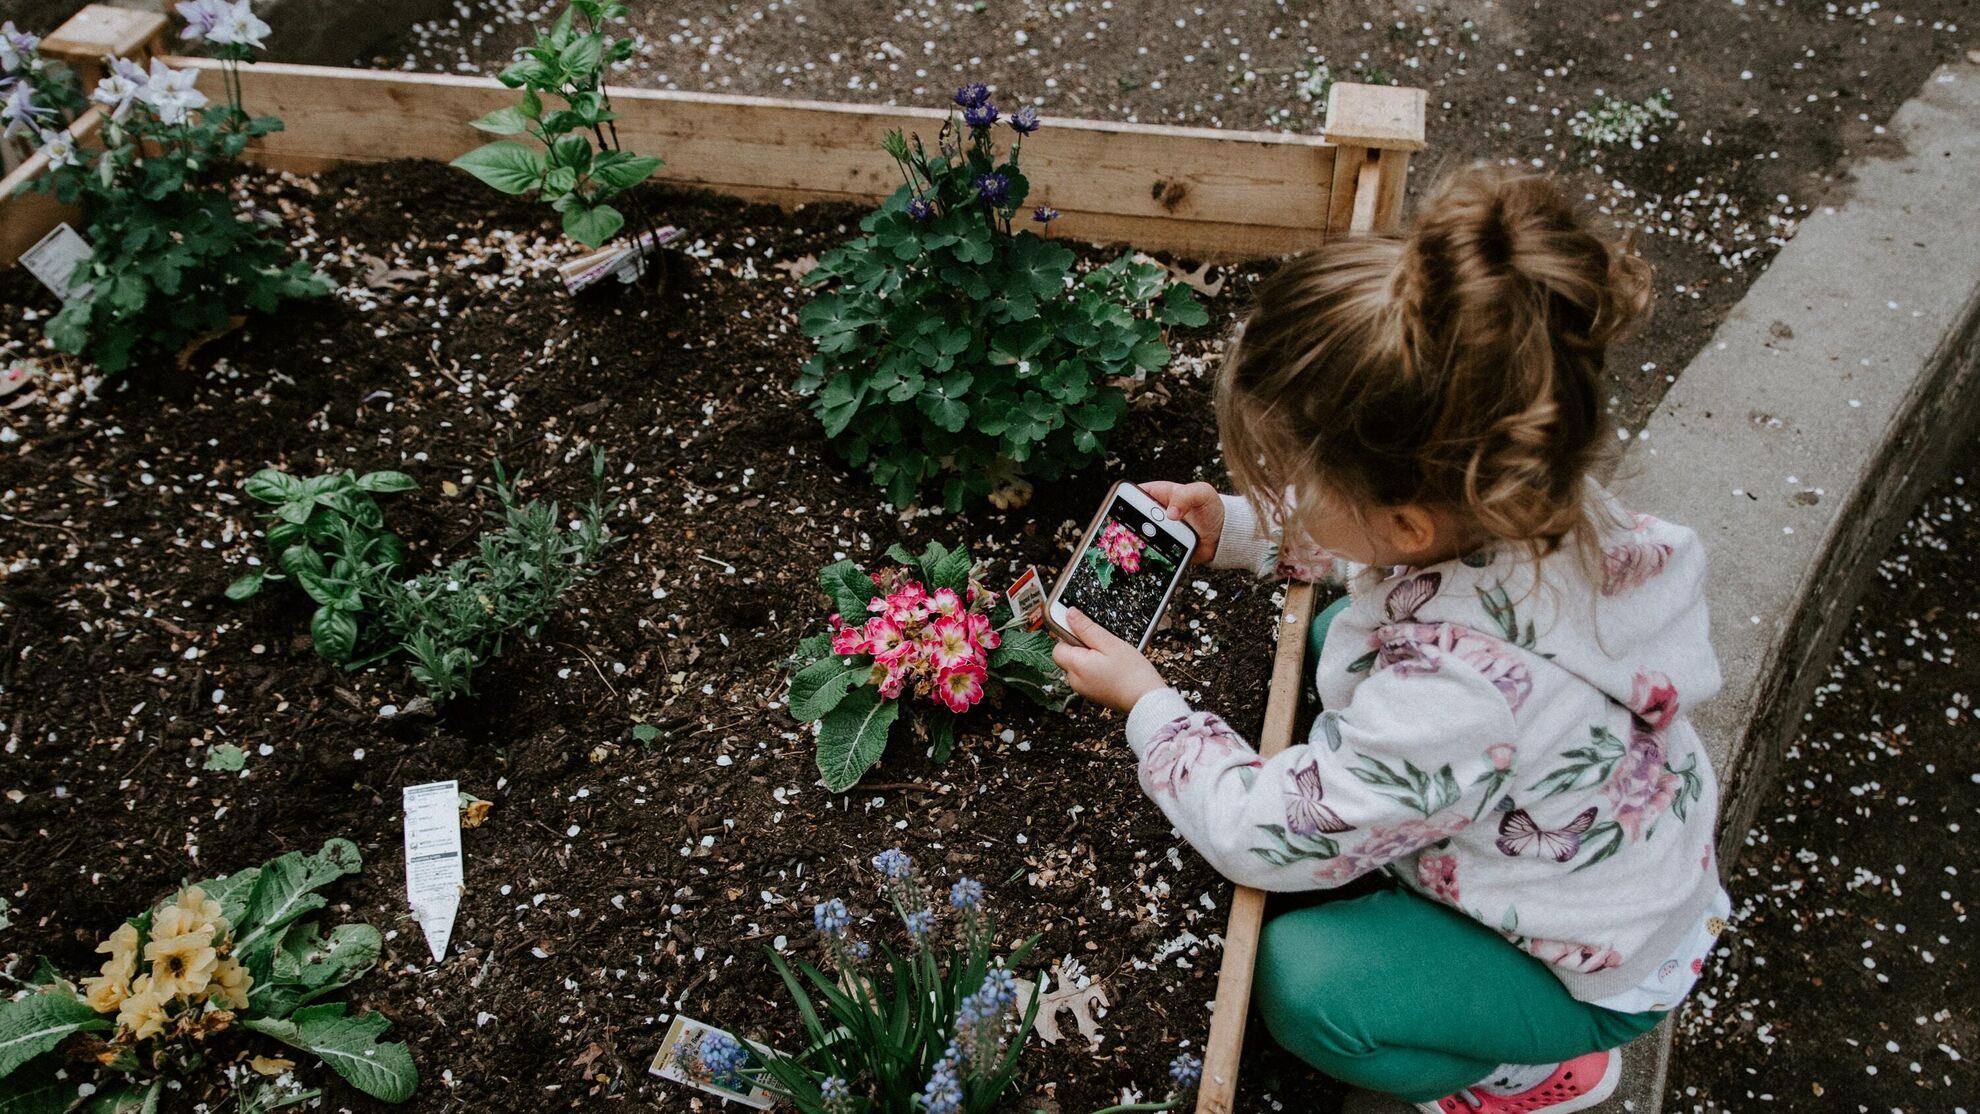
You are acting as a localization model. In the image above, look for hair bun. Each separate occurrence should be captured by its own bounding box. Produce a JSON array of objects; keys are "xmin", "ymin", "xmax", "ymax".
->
[{"xmin": 1406, "ymin": 163, "xmax": 1651, "ymax": 351}]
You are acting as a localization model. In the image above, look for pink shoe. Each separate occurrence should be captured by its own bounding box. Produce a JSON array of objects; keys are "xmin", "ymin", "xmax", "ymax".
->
[{"xmin": 1416, "ymin": 1050, "xmax": 1622, "ymax": 1114}]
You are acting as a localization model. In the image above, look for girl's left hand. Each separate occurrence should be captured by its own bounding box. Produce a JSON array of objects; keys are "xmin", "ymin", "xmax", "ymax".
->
[{"xmin": 1051, "ymin": 609, "xmax": 1168, "ymax": 713}]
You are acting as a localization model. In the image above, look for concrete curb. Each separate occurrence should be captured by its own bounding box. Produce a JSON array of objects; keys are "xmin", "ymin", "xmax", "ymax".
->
[{"xmin": 1603, "ymin": 59, "xmax": 1980, "ymax": 1114}]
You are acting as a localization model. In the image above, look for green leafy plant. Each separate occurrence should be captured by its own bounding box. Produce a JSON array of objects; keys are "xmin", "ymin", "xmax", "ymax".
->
[
  {"xmin": 227, "ymin": 452, "xmax": 615, "ymax": 703},
  {"xmin": 29, "ymin": 5, "xmax": 330, "ymax": 373},
  {"xmin": 751, "ymin": 849, "xmax": 1040, "ymax": 1112},
  {"xmin": 797, "ymin": 84, "xmax": 1207, "ymax": 510},
  {"xmin": 227, "ymin": 468, "xmax": 416, "ymax": 665},
  {"xmin": 450, "ymin": 0, "xmax": 664, "ymax": 251},
  {"xmin": 788, "ymin": 541, "xmax": 1061, "ymax": 792},
  {"xmin": 0, "ymin": 839, "xmax": 416, "ymax": 1110}
]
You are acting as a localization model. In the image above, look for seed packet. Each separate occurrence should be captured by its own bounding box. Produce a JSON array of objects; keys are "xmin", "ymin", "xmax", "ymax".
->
[
  {"xmin": 648, "ymin": 1014, "xmax": 776, "ymax": 1109},
  {"xmin": 1007, "ymin": 565, "xmax": 1048, "ymax": 631}
]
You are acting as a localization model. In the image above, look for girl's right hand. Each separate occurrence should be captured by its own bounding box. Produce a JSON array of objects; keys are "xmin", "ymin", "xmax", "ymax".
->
[{"xmin": 1138, "ymin": 480, "xmax": 1224, "ymax": 565}]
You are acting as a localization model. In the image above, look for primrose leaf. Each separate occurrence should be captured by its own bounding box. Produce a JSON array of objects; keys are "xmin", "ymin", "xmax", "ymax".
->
[
  {"xmin": 0, "ymin": 987, "xmax": 110, "ymax": 1077},
  {"xmin": 232, "ymin": 839, "xmax": 364, "ymax": 967},
  {"xmin": 814, "ymin": 687, "xmax": 900, "ymax": 793},
  {"xmin": 240, "ymin": 1004, "xmax": 416, "ymax": 1103},
  {"xmin": 787, "ymin": 654, "xmax": 868, "ymax": 722}
]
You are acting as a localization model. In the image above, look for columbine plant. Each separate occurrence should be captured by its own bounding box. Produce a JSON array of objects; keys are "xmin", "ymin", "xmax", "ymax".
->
[
  {"xmin": 797, "ymin": 83, "xmax": 1208, "ymax": 510},
  {"xmin": 0, "ymin": 20, "xmax": 86, "ymax": 161},
  {"xmin": 0, "ymin": 840, "xmax": 416, "ymax": 1108},
  {"xmin": 30, "ymin": 2, "xmax": 330, "ymax": 374},
  {"xmin": 451, "ymin": 0, "xmax": 664, "ymax": 253},
  {"xmin": 226, "ymin": 452, "xmax": 615, "ymax": 704},
  {"xmin": 788, "ymin": 541, "xmax": 1060, "ymax": 792},
  {"xmin": 752, "ymin": 849, "xmax": 1040, "ymax": 1112}
]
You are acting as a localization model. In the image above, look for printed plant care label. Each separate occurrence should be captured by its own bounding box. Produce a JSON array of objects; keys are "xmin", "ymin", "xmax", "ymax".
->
[
  {"xmin": 558, "ymin": 225, "xmax": 681, "ymax": 295},
  {"xmin": 649, "ymin": 1014, "xmax": 777, "ymax": 1108},
  {"xmin": 1008, "ymin": 566, "xmax": 1049, "ymax": 631},
  {"xmin": 19, "ymin": 222, "xmax": 93, "ymax": 300},
  {"xmin": 402, "ymin": 779, "xmax": 464, "ymax": 962}
]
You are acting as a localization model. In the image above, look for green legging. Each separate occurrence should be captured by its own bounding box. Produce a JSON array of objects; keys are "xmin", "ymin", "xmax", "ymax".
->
[{"xmin": 1256, "ymin": 595, "xmax": 1663, "ymax": 1102}]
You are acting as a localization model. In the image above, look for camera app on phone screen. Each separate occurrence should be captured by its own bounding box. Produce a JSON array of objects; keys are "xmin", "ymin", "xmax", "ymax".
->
[{"xmin": 1058, "ymin": 495, "xmax": 1188, "ymax": 643}]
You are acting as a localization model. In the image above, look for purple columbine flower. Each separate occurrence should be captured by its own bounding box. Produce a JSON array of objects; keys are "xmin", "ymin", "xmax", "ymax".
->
[
  {"xmin": 1031, "ymin": 206, "xmax": 1059, "ymax": 223},
  {"xmin": 0, "ymin": 82, "xmax": 49, "ymax": 143},
  {"xmin": 974, "ymin": 173, "xmax": 1009, "ymax": 206},
  {"xmin": 963, "ymin": 101, "xmax": 999, "ymax": 128},
  {"xmin": 175, "ymin": 0, "xmax": 226, "ymax": 41},
  {"xmin": 0, "ymin": 21, "xmax": 39, "ymax": 72},
  {"xmin": 952, "ymin": 82, "xmax": 989, "ymax": 109},
  {"xmin": 1009, "ymin": 105, "xmax": 1040, "ymax": 134},
  {"xmin": 906, "ymin": 196, "xmax": 935, "ymax": 222}
]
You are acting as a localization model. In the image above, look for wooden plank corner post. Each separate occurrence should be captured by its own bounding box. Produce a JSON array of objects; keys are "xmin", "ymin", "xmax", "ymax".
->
[
  {"xmin": 1193, "ymin": 81, "xmax": 1423, "ymax": 1114},
  {"xmin": 0, "ymin": 5, "xmax": 169, "ymax": 268}
]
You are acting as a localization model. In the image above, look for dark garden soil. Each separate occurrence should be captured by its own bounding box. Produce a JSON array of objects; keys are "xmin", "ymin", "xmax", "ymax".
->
[
  {"xmin": 1665, "ymin": 442, "xmax": 1980, "ymax": 1113},
  {"xmin": 367, "ymin": 0, "xmax": 1977, "ymax": 431},
  {"xmin": 0, "ymin": 160, "xmax": 1343, "ymax": 1112}
]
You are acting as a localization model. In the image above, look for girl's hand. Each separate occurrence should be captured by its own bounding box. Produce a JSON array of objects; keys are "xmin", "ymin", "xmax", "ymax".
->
[
  {"xmin": 1051, "ymin": 609, "xmax": 1168, "ymax": 713},
  {"xmin": 1137, "ymin": 480, "xmax": 1224, "ymax": 565}
]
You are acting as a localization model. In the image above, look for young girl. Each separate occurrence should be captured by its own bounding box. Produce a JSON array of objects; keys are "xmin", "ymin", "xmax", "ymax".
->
[{"xmin": 1052, "ymin": 165, "xmax": 1728, "ymax": 1114}]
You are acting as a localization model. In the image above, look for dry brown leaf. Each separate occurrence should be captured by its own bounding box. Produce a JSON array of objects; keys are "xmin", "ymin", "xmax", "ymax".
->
[
  {"xmin": 250, "ymin": 1055, "xmax": 296, "ymax": 1076},
  {"xmin": 773, "ymin": 254, "xmax": 819, "ymax": 282},
  {"xmin": 359, "ymin": 253, "xmax": 426, "ymax": 291}
]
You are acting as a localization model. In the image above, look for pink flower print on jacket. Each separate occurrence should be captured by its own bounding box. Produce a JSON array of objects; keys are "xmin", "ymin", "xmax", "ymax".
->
[
  {"xmin": 1284, "ymin": 758, "xmax": 1354, "ymax": 837},
  {"xmin": 1142, "ymin": 712, "xmax": 1253, "ymax": 798},
  {"xmin": 1523, "ymin": 936, "xmax": 1624, "ymax": 974},
  {"xmin": 1602, "ymin": 720, "xmax": 1679, "ymax": 842},
  {"xmin": 1628, "ymin": 670, "xmax": 1680, "ymax": 731},
  {"xmin": 1312, "ymin": 815, "xmax": 1471, "ymax": 885},
  {"xmin": 1600, "ymin": 519, "xmax": 1674, "ymax": 596},
  {"xmin": 1416, "ymin": 852, "xmax": 1461, "ymax": 904}
]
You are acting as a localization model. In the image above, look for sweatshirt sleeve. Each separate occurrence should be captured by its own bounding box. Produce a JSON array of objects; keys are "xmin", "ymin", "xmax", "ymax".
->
[
  {"xmin": 1210, "ymin": 494, "xmax": 1343, "ymax": 585},
  {"xmin": 1124, "ymin": 649, "xmax": 1518, "ymax": 892}
]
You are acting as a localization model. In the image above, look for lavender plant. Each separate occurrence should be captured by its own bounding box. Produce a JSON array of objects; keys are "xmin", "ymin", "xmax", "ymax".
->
[
  {"xmin": 28, "ymin": 2, "xmax": 330, "ymax": 374},
  {"xmin": 797, "ymin": 84, "xmax": 1208, "ymax": 510},
  {"xmin": 450, "ymin": 0, "xmax": 665, "ymax": 253},
  {"xmin": 751, "ymin": 850, "xmax": 1041, "ymax": 1112}
]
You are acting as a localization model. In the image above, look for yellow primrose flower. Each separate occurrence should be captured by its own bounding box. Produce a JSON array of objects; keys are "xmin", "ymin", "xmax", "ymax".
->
[
  {"xmin": 211, "ymin": 955, "xmax": 253, "ymax": 1009},
  {"xmin": 144, "ymin": 931, "xmax": 218, "ymax": 1000},
  {"xmin": 81, "ymin": 923, "xmax": 141, "ymax": 1012},
  {"xmin": 153, "ymin": 886, "xmax": 229, "ymax": 941},
  {"xmin": 116, "ymin": 975, "xmax": 170, "ymax": 1041}
]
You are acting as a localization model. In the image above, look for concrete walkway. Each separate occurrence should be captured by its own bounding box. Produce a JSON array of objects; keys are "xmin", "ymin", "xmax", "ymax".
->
[{"xmin": 1605, "ymin": 57, "xmax": 1980, "ymax": 1114}]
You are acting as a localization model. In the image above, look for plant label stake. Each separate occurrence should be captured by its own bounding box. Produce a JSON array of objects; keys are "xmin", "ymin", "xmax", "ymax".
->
[
  {"xmin": 402, "ymin": 779, "xmax": 465, "ymax": 962},
  {"xmin": 649, "ymin": 1014, "xmax": 777, "ymax": 1108},
  {"xmin": 18, "ymin": 222, "xmax": 93, "ymax": 301},
  {"xmin": 1196, "ymin": 583, "xmax": 1318, "ymax": 1113},
  {"xmin": 559, "ymin": 226, "xmax": 682, "ymax": 295}
]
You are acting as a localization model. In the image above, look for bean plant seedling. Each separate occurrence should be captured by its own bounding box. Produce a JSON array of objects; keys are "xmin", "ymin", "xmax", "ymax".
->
[{"xmin": 451, "ymin": 0, "xmax": 666, "ymax": 254}]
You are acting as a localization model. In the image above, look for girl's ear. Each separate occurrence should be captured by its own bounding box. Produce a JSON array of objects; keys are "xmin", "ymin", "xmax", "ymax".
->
[{"xmin": 1385, "ymin": 505, "xmax": 1441, "ymax": 557}]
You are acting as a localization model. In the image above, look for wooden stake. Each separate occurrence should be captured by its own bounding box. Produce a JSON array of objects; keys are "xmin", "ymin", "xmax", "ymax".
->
[{"xmin": 1194, "ymin": 81, "xmax": 1422, "ymax": 1114}]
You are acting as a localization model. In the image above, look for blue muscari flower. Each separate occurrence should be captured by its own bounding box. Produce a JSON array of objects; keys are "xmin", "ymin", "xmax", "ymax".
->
[
  {"xmin": 953, "ymin": 82, "xmax": 990, "ymax": 109},
  {"xmin": 848, "ymin": 938, "xmax": 873, "ymax": 962},
  {"xmin": 813, "ymin": 898, "xmax": 851, "ymax": 939},
  {"xmin": 919, "ymin": 1043, "xmax": 965, "ymax": 1114},
  {"xmin": 1009, "ymin": 105, "xmax": 1041, "ymax": 134},
  {"xmin": 948, "ymin": 878, "xmax": 983, "ymax": 910},
  {"xmin": 820, "ymin": 1076, "xmax": 856, "ymax": 1114},
  {"xmin": 952, "ymin": 966, "xmax": 1016, "ymax": 1065},
  {"xmin": 872, "ymin": 848, "xmax": 914, "ymax": 879},
  {"xmin": 1170, "ymin": 1052, "xmax": 1203, "ymax": 1090},
  {"xmin": 1031, "ymin": 206, "xmax": 1060, "ymax": 223},
  {"xmin": 963, "ymin": 100, "xmax": 1000, "ymax": 128},
  {"xmin": 903, "ymin": 907, "xmax": 936, "ymax": 940},
  {"xmin": 698, "ymin": 1031, "xmax": 748, "ymax": 1080},
  {"xmin": 974, "ymin": 173, "xmax": 1009, "ymax": 206},
  {"xmin": 907, "ymin": 196, "xmax": 935, "ymax": 222},
  {"xmin": 978, "ymin": 966, "xmax": 1017, "ymax": 1010}
]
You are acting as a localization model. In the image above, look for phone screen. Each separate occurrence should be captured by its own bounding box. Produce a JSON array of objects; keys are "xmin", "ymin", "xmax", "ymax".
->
[{"xmin": 1057, "ymin": 492, "xmax": 1191, "ymax": 646}]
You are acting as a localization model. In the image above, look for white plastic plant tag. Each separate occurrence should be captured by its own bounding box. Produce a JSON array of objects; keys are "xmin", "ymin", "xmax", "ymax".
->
[
  {"xmin": 402, "ymin": 779, "xmax": 464, "ymax": 962},
  {"xmin": 19, "ymin": 222, "xmax": 93, "ymax": 300},
  {"xmin": 649, "ymin": 1014, "xmax": 777, "ymax": 1108}
]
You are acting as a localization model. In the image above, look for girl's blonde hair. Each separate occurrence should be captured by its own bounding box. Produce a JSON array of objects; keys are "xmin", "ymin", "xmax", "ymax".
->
[{"xmin": 1217, "ymin": 163, "xmax": 1652, "ymax": 567}]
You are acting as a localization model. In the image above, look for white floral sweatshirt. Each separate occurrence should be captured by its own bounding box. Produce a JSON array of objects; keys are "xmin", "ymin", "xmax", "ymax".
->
[{"xmin": 1124, "ymin": 493, "xmax": 1730, "ymax": 1007}]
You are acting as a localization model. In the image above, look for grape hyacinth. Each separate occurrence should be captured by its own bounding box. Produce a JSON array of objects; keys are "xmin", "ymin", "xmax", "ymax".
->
[
  {"xmin": 974, "ymin": 173, "xmax": 1009, "ymax": 206},
  {"xmin": 918, "ymin": 1042, "xmax": 965, "ymax": 1114},
  {"xmin": 963, "ymin": 100, "xmax": 1000, "ymax": 129},
  {"xmin": 1170, "ymin": 1052, "xmax": 1203, "ymax": 1091},
  {"xmin": 952, "ymin": 82, "xmax": 989, "ymax": 109},
  {"xmin": 813, "ymin": 898, "xmax": 851, "ymax": 939},
  {"xmin": 952, "ymin": 965, "xmax": 1018, "ymax": 1065},
  {"xmin": 948, "ymin": 878, "xmax": 983, "ymax": 910},
  {"xmin": 872, "ymin": 848, "xmax": 914, "ymax": 880},
  {"xmin": 903, "ymin": 907, "xmax": 936, "ymax": 941},
  {"xmin": 1008, "ymin": 105, "xmax": 1041, "ymax": 134},
  {"xmin": 698, "ymin": 1030, "xmax": 749, "ymax": 1083},
  {"xmin": 819, "ymin": 1076, "xmax": 856, "ymax": 1114}
]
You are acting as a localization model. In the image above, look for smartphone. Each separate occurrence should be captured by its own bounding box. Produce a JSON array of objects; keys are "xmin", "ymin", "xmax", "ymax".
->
[{"xmin": 1047, "ymin": 481, "xmax": 1197, "ymax": 651}]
